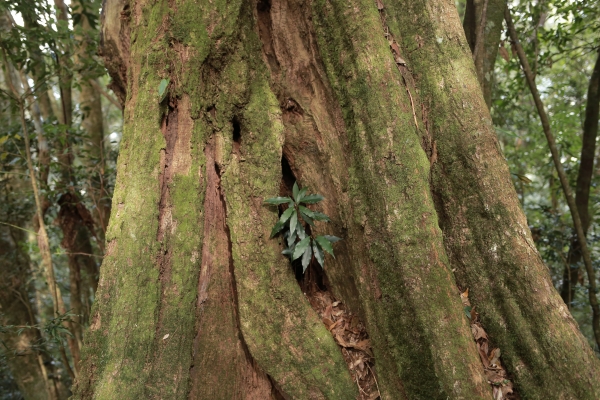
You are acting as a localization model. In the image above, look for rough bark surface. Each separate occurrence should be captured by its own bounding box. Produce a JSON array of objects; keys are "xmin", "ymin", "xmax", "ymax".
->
[
  {"xmin": 463, "ymin": 0, "xmax": 506, "ymax": 108},
  {"xmin": 74, "ymin": 0, "xmax": 600, "ymax": 398},
  {"xmin": 386, "ymin": 0, "xmax": 600, "ymax": 397}
]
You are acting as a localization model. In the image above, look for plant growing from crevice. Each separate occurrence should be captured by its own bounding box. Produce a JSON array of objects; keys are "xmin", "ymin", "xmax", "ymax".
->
[{"xmin": 265, "ymin": 182, "xmax": 341, "ymax": 273}]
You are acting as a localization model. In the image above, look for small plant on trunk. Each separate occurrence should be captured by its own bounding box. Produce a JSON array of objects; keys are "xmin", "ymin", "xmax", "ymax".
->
[{"xmin": 265, "ymin": 182, "xmax": 341, "ymax": 273}]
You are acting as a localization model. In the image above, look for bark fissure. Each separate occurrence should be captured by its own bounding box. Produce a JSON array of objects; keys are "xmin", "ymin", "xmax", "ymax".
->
[
  {"xmin": 377, "ymin": 3, "xmax": 517, "ymax": 396},
  {"xmin": 384, "ymin": 0, "xmax": 600, "ymax": 397},
  {"xmin": 278, "ymin": 149, "xmax": 381, "ymax": 399},
  {"xmin": 188, "ymin": 138, "xmax": 274, "ymax": 399},
  {"xmin": 257, "ymin": 0, "xmax": 489, "ymax": 397}
]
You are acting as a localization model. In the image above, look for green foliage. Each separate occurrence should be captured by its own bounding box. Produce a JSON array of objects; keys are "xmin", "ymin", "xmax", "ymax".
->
[
  {"xmin": 493, "ymin": 0, "xmax": 600, "ymax": 351},
  {"xmin": 266, "ymin": 182, "xmax": 341, "ymax": 273}
]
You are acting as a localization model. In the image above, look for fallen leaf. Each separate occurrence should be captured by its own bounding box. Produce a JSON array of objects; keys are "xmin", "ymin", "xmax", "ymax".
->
[
  {"xmin": 328, "ymin": 319, "xmax": 342, "ymax": 331},
  {"xmin": 501, "ymin": 383, "xmax": 514, "ymax": 396},
  {"xmin": 488, "ymin": 348, "xmax": 502, "ymax": 367},
  {"xmin": 471, "ymin": 323, "xmax": 488, "ymax": 341},
  {"xmin": 163, "ymin": 333, "xmax": 170, "ymax": 340},
  {"xmin": 478, "ymin": 343, "xmax": 490, "ymax": 368},
  {"xmin": 335, "ymin": 333, "xmax": 350, "ymax": 347},
  {"xmin": 460, "ymin": 288, "xmax": 470, "ymax": 306},
  {"xmin": 493, "ymin": 386, "xmax": 503, "ymax": 400},
  {"xmin": 470, "ymin": 306, "xmax": 478, "ymax": 322},
  {"xmin": 323, "ymin": 305, "xmax": 333, "ymax": 320},
  {"xmin": 376, "ymin": 0, "xmax": 384, "ymax": 10},
  {"xmin": 485, "ymin": 369, "xmax": 505, "ymax": 384}
]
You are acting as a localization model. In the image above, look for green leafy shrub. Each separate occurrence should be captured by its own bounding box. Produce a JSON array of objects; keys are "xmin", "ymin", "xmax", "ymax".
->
[{"xmin": 265, "ymin": 182, "xmax": 341, "ymax": 273}]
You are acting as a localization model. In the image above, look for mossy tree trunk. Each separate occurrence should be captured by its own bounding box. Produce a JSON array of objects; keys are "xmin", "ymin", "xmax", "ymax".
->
[{"xmin": 74, "ymin": 0, "xmax": 600, "ymax": 399}]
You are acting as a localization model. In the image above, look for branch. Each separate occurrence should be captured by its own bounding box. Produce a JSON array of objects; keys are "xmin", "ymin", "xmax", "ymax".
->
[
  {"xmin": 505, "ymin": 7, "xmax": 600, "ymax": 351},
  {"xmin": 88, "ymin": 78, "xmax": 122, "ymax": 109}
]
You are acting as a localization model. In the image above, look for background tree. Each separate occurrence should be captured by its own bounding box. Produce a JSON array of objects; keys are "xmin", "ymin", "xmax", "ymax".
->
[
  {"xmin": 492, "ymin": 0, "xmax": 600, "ymax": 352},
  {"xmin": 0, "ymin": 0, "xmax": 121, "ymax": 396}
]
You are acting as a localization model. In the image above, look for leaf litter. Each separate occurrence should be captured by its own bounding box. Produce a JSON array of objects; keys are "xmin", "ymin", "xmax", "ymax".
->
[
  {"xmin": 461, "ymin": 289, "xmax": 520, "ymax": 400},
  {"xmin": 307, "ymin": 290, "xmax": 381, "ymax": 400}
]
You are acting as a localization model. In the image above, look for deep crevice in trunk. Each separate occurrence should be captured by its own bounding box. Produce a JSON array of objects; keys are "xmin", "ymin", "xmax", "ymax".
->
[
  {"xmin": 188, "ymin": 134, "xmax": 277, "ymax": 399},
  {"xmin": 279, "ymin": 152, "xmax": 380, "ymax": 399}
]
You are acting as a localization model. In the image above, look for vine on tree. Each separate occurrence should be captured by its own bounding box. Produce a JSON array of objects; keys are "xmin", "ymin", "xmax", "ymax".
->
[{"xmin": 265, "ymin": 182, "xmax": 341, "ymax": 273}]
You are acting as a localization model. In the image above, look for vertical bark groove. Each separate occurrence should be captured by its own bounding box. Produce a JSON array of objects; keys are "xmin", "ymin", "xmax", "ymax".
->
[
  {"xmin": 384, "ymin": 0, "xmax": 600, "ymax": 397},
  {"xmin": 188, "ymin": 137, "xmax": 274, "ymax": 399}
]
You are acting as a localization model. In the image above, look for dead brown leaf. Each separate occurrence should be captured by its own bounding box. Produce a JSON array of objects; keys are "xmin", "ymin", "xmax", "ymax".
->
[
  {"xmin": 471, "ymin": 323, "xmax": 488, "ymax": 341},
  {"xmin": 489, "ymin": 348, "xmax": 502, "ymax": 367},
  {"xmin": 460, "ymin": 288, "xmax": 470, "ymax": 306}
]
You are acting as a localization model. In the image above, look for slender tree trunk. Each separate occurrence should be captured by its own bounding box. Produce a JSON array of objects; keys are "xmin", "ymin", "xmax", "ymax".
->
[
  {"xmin": 505, "ymin": 7, "xmax": 600, "ymax": 353},
  {"xmin": 462, "ymin": 0, "xmax": 506, "ymax": 108},
  {"xmin": 73, "ymin": 0, "xmax": 111, "ymax": 237},
  {"xmin": 0, "ymin": 221, "xmax": 60, "ymax": 400},
  {"xmin": 561, "ymin": 49, "xmax": 600, "ymax": 308},
  {"xmin": 74, "ymin": 0, "xmax": 600, "ymax": 398}
]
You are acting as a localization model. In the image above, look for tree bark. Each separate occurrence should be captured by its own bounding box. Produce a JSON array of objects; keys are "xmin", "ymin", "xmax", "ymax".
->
[
  {"xmin": 462, "ymin": 0, "xmax": 506, "ymax": 108},
  {"xmin": 73, "ymin": 0, "xmax": 600, "ymax": 398}
]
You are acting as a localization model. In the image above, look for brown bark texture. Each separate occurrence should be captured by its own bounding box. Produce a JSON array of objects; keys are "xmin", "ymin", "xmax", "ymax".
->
[
  {"xmin": 462, "ymin": 0, "xmax": 506, "ymax": 108},
  {"xmin": 73, "ymin": 0, "xmax": 600, "ymax": 399}
]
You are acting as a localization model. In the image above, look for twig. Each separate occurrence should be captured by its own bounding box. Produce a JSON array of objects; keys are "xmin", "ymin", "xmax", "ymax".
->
[
  {"xmin": 57, "ymin": 251, "xmax": 104, "ymax": 258},
  {"xmin": 401, "ymin": 77, "xmax": 419, "ymax": 130},
  {"xmin": 0, "ymin": 221, "xmax": 38, "ymax": 235},
  {"xmin": 505, "ymin": 7, "xmax": 600, "ymax": 350},
  {"xmin": 88, "ymin": 79, "xmax": 122, "ymax": 109},
  {"xmin": 367, "ymin": 363, "xmax": 382, "ymax": 400}
]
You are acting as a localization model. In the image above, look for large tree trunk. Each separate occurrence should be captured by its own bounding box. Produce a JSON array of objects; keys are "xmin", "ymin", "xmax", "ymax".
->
[{"xmin": 74, "ymin": 0, "xmax": 600, "ymax": 398}]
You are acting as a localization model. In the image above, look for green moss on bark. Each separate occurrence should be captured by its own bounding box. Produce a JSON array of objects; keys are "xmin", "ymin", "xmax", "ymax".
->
[
  {"xmin": 385, "ymin": 0, "xmax": 600, "ymax": 398},
  {"xmin": 310, "ymin": 0, "xmax": 490, "ymax": 398},
  {"xmin": 75, "ymin": 0, "xmax": 357, "ymax": 398}
]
